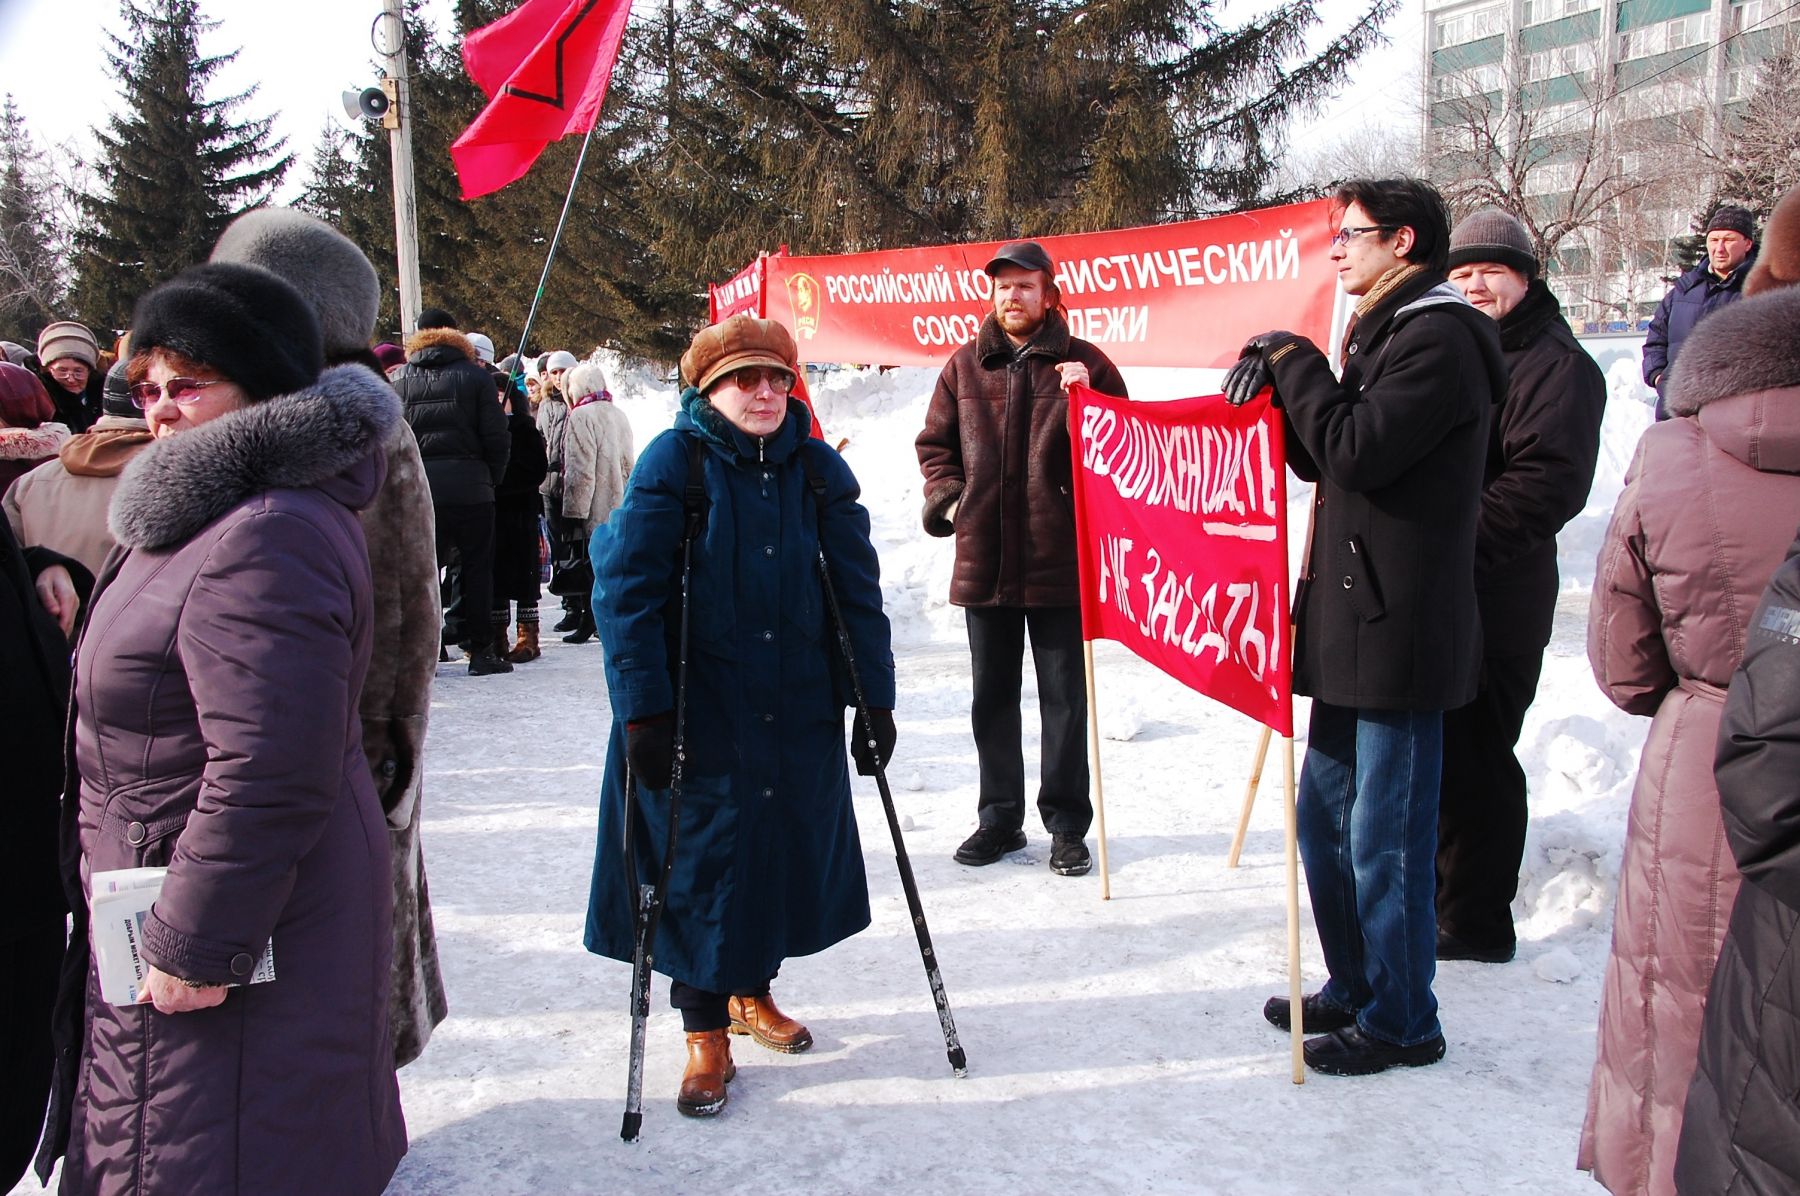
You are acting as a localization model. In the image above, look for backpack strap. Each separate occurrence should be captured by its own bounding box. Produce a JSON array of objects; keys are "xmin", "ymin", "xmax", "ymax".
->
[
  {"xmin": 796, "ymin": 441, "xmax": 829, "ymax": 518},
  {"xmin": 681, "ymin": 433, "xmax": 708, "ymax": 543}
]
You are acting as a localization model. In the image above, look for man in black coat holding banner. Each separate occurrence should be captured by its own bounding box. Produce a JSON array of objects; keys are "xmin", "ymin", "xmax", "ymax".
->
[
  {"xmin": 1223, "ymin": 178, "xmax": 1507, "ymax": 1076},
  {"xmin": 1438, "ymin": 209, "xmax": 1605, "ymax": 965}
]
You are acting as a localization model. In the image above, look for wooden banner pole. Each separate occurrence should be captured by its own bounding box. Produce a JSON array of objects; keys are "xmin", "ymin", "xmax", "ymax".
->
[
  {"xmin": 1227, "ymin": 725, "xmax": 1273, "ymax": 868},
  {"xmin": 1284, "ymin": 733, "xmax": 1304, "ymax": 1084},
  {"xmin": 1084, "ymin": 641, "xmax": 1111, "ymax": 901}
]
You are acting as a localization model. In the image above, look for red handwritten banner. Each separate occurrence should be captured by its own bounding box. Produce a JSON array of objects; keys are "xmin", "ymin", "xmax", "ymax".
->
[
  {"xmin": 1069, "ymin": 383, "xmax": 1292, "ymax": 735},
  {"xmin": 707, "ymin": 255, "xmax": 767, "ymax": 324},
  {"xmin": 737, "ymin": 199, "xmax": 1334, "ymax": 369}
]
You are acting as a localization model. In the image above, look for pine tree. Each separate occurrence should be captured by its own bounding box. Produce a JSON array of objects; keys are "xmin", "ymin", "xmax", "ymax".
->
[
  {"xmin": 295, "ymin": 121, "xmax": 361, "ymax": 227},
  {"xmin": 70, "ymin": 0, "xmax": 291, "ymax": 333},
  {"xmin": 0, "ymin": 94, "xmax": 66, "ymax": 338}
]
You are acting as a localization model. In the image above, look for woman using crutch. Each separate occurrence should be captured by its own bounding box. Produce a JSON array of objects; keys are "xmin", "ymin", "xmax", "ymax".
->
[{"xmin": 583, "ymin": 314, "xmax": 896, "ymax": 1120}]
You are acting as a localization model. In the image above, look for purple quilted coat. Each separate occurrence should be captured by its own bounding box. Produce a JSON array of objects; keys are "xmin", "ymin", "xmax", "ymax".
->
[{"xmin": 53, "ymin": 366, "xmax": 407, "ymax": 1195}]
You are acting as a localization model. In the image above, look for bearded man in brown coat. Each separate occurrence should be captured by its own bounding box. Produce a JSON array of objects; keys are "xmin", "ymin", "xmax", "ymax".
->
[{"xmin": 917, "ymin": 240, "xmax": 1127, "ymax": 878}]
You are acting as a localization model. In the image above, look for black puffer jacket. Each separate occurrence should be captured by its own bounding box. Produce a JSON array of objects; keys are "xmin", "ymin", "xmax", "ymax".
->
[
  {"xmin": 393, "ymin": 329, "xmax": 508, "ymax": 505},
  {"xmin": 38, "ymin": 370, "xmax": 102, "ymax": 435},
  {"xmin": 1264, "ymin": 269, "xmax": 1508, "ymax": 711},
  {"xmin": 1676, "ymin": 525, "xmax": 1800, "ymax": 1195},
  {"xmin": 1476, "ymin": 280, "xmax": 1606, "ymax": 655}
]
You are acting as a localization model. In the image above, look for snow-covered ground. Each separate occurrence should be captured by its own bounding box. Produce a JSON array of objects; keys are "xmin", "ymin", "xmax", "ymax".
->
[{"xmin": 13, "ymin": 346, "xmax": 1659, "ymax": 1196}]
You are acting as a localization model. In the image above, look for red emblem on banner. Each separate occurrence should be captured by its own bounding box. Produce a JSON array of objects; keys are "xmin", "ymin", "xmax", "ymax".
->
[{"xmin": 1068, "ymin": 383, "xmax": 1292, "ymax": 735}]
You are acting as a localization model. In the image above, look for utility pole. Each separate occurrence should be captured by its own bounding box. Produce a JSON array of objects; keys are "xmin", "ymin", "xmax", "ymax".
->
[{"xmin": 379, "ymin": 0, "xmax": 422, "ymax": 336}]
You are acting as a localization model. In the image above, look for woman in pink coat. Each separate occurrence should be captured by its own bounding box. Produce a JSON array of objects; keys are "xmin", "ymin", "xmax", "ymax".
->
[{"xmin": 1581, "ymin": 284, "xmax": 1800, "ymax": 1195}]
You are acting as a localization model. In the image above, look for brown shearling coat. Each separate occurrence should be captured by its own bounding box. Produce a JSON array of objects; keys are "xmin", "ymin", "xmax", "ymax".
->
[
  {"xmin": 355, "ymin": 416, "xmax": 448, "ymax": 1066},
  {"xmin": 1581, "ymin": 286, "xmax": 1800, "ymax": 1196},
  {"xmin": 916, "ymin": 311, "xmax": 1127, "ymax": 607},
  {"xmin": 4, "ymin": 417, "xmax": 153, "ymax": 576}
]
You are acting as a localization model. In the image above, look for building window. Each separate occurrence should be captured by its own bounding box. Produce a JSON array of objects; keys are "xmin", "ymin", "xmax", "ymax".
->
[
  {"xmin": 1434, "ymin": 4, "xmax": 1507, "ymax": 48},
  {"xmin": 1622, "ymin": 13, "xmax": 1714, "ymax": 59},
  {"xmin": 1523, "ymin": 0, "xmax": 1600, "ymax": 25},
  {"xmin": 1731, "ymin": 0, "xmax": 1783, "ymax": 32}
]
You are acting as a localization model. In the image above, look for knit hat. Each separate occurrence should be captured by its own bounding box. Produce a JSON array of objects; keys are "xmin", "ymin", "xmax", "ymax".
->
[
  {"xmin": 1705, "ymin": 205, "xmax": 1757, "ymax": 242},
  {"xmin": 0, "ymin": 361, "xmax": 55, "ymax": 427},
  {"xmin": 129, "ymin": 262, "xmax": 324, "ymax": 402},
  {"xmin": 467, "ymin": 332, "xmax": 496, "ymax": 363},
  {"xmin": 984, "ymin": 240, "xmax": 1055, "ymax": 277},
  {"xmin": 210, "ymin": 207, "xmax": 381, "ymax": 359},
  {"xmin": 101, "ymin": 358, "xmax": 136, "ymax": 419},
  {"xmin": 417, "ymin": 306, "xmax": 458, "ymax": 331},
  {"xmin": 1745, "ymin": 186, "xmax": 1800, "ymax": 297},
  {"xmin": 0, "ymin": 341, "xmax": 32, "ymax": 366},
  {"xmin": 1447, "ymin": 208, "xmax": 1537, "ymax": 278},
  {"xmin": 680, "ymin": 315, "xmax": 797, "ymax": 392},
  {"xmin": 372, "ymin": 342, "xmax": 406, "ymax": 372},
  {"xmin": 36, "ymin": 321, "xmax": 100, "ymax": 370},
  {"xmin": 541, "ymin": 350, "xmax": 579, "ymax": 374}
]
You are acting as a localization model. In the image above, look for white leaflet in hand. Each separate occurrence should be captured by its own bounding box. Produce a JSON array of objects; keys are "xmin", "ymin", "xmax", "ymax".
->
[{"xmin": 89, "ymin": 867, "xmax": 276, "ymax": 1006}]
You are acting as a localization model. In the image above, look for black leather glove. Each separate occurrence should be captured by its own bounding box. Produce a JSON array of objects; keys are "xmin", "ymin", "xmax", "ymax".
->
[
  {"xmin": 850, "ymin": 708, "xmax": 896, "ymax": 777},
  {"xmin": 626, "ymin": 713, "xmax": 675, "ymax": 789},
  {"xmin": 1222, "ymin": 330, "xmax": 1297, "ymax": 407}
]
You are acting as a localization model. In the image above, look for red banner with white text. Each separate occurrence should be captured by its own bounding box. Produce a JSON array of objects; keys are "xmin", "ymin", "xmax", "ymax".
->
[
  {"xmin": 707, "ymin": 255, "xmax": 768, "ymax": 324},
  {"xmin": 747, "ymin": 199, "xmax": 1333, "ymax": 369},
  {"xmin": 1069, "ymin": 383, "xmax": 1292, "ymax": 735}
]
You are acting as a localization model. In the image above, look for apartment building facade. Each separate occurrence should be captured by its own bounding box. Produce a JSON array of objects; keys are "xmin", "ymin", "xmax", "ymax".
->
[{"xmin": 1422, "ymin": 0, "xmax": 1793, "ymax": 329}]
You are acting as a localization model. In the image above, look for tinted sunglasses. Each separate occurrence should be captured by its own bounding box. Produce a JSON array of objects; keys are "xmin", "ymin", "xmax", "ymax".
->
[
  {"xmin": 129, "ymin": 377, "xmax": 229, "ymax": 408},
  {"xmin": 726, "ymin": 366, "xmax": 794, "ymax": 394}
]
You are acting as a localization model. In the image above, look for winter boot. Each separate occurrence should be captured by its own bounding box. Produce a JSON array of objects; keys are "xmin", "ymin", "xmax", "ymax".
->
[
  {"xmin": 728, "ymin": 993, "xmax": 813, "ymax": 1054},
  {"xmin": 506, "ymin": 623, "xmax": 541, "ymax": 663},
  {"xmin": 468, "ymin": 645, "xmax": 514, "ymax": 676},
  {"xmin": 677, "ymin": 1029, "xmax": 735, "ymax": 1117},
  {"xmin": 562, "ymin": 610, "xmax": 597, "ymax": 645},
  {"xmin": 553, "ymin": 607, "xmax": 581, "ymax": 633}
]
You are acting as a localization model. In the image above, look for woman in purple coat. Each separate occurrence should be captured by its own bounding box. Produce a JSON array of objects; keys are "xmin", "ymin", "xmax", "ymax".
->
[{"xmin": 41, "ymin": 263, "xmax": 407, "ymax": 1194}]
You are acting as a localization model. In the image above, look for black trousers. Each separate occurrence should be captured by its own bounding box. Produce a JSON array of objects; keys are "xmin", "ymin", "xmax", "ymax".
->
[
  {"xmin": 1, "ymin": 920, "xmax": 63, "ymax": 1191},
  {"xmin": 670, "ymin": 977, "xmax": 775, "ymax": 1033},
  {"xmin": 1435, "ymin": 651, "xmax": 1545, "ymax": 949},
  {"xmin": 435, "ymin": 502, "xmax": 497, "ymax": 648},
  {"xmin": 966, "ymin": 605, "xmax": 1091, "ymax": 837}
]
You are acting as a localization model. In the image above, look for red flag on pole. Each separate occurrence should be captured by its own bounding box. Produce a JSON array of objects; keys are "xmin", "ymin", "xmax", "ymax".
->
[{"xmin": 451, "ymin": 0, "xmax": 632, "ymax": 200}]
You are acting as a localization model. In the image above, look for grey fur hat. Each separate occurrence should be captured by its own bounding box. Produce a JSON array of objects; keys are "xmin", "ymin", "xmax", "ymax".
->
[{"xmin": 211, "ymin": 207, "xmax": 381, "ymax": 359}]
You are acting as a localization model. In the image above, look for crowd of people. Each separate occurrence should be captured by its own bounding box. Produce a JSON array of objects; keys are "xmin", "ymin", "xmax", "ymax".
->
[{"xmin": 1, "ymin": 178, "xmax": 1798, "ymax": 1194}]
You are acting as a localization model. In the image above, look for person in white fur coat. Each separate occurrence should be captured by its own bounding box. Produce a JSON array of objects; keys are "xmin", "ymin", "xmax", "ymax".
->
[{"xmin": 558, "ymin": 361, "xmax": 634, "ymax": 643}]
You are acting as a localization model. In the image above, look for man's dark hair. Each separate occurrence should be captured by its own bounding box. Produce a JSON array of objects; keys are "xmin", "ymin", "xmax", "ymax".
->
[
  {"xmin": 417, "ymin": 306, "xmax": 458, "ymax": 331},
  {"xmin": 1334, "ymin": 179, "xmax": 1453, "ymax": 273}
]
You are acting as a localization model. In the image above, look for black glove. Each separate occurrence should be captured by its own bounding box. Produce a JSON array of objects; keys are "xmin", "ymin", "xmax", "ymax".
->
[
  {"xmin": 850, "ymin": 708, "xmax": 896, "ymax": 777},
  {"xmin": 1222, "ymin": 330, "xmax": 1297, "ymax": 408},
  {"xmin": 626, "ymin": 713, "xmax": 675, "ymax": 789}
]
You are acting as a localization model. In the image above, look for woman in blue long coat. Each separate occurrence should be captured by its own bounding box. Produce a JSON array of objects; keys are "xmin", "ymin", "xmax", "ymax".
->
[{"xmin": 584, "ymin": 315, "xmax": 895, "ymax": 1118}]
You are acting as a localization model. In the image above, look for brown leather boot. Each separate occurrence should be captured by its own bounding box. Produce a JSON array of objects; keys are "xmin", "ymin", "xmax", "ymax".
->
[
  {"xmin": 727, "ymin": 993, "xmax": 814, "ymax": 1054},
  {"xmin": 677, "ymin": 1029, "xmax": 735, "ymax": 1117},
  {"xmin": 506, "ymin": 622, "xmax": 540, "ymax": 663}
]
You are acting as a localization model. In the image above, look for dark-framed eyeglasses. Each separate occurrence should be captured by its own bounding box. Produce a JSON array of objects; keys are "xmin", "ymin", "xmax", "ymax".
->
[
  {"xmin": 1330, "ymin": 225, "xmax": 1395, "ymax": 248},
  {"xmin": 726, "ymin": 366, "xmax": 794, "ymax": 395},
  {"xmin": 128, "ymin": 377, "xmax": 229, "ymax": 408}
]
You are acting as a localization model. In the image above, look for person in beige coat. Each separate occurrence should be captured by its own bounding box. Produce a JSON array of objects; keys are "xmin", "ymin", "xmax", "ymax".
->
[
  {"xmin": 1580, "ymin": 283, "xmax": 1800, "ymax": 1196},
  {"xmin": 4, "ymin": 362, "xmax": 154, "ymax": 575},
  {"xmin": 211, "ymin": 207, "xmax": 448, "ymax": 1067},
  {"xmin": 561, "ymin": 361, "xmax": 634, "ymax": 536}
]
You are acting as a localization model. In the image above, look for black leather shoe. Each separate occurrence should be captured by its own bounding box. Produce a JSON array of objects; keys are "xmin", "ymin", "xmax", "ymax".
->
[
  {"xmin": 552, "ymin": 610, "xmax": 581, "ymax": 633},
  {"xmin": 1436, "ymin": 929, "xmax": 1515, "ymax": 963},
  {"xmin": 1263, "ymin": 992, "xmax": 1357, "ymax": 1033},
  {"xmin": 954, "ymin": 826, "xmax": 1026, "ymax": 866},
  {"xmin": 1303, "ymin": 1025, "xmax": 1446, "ymax": 1076},
  {"xmin": 562, "ymin": 612, "xmax": 597, "ymax": 644},
  {"xmin": 1049, "ymin": 834, "xmax": 1091, "ymax": 876}
]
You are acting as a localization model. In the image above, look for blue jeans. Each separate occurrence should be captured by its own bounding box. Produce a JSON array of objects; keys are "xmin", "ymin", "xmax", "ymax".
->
[{"xmin": 1297, "ymin": 701, "xmax": 1443, "ymax": 1046}]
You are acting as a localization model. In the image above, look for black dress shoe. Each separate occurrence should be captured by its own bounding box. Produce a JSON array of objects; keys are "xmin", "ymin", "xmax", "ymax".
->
[
  {"xmin": 953, "ymin": 825, "xmax": 1026, "ymax": 866},
  {"xmin": 1303, "ymin": 1025, "xmax": 1446, "ymax": 1076},
  {"xmin": 1263, "ymin": 992, "xmax": 1357, "ymax": 1033},
  {"xmin": 1436, "ymin": 929, "xmax": 1516, "ymax": 964}
]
